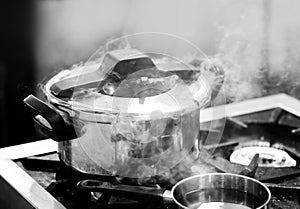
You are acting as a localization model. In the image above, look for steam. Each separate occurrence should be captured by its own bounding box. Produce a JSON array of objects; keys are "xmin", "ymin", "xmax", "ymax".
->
[
  {"xmin": 36, "ymin": 0, "xmax": 300, "ymax": 102},
  {"xmin": 35, "ymin": 0, "xmax": 300, "ymax": 186},
  {"xmin": 215, "ymin": 27, "xmax": 265, "ymax": 102},
  {"xmin": 212, "ymin": 0, "xmax": 300, "ymax": 102}
]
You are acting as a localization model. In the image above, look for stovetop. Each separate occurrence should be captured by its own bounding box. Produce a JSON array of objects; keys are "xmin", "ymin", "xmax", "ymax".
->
[
  {"xmin": 15, "ymin": 151, "xmax": 300, "ymax": 209},
  {"xmin": 16, "ymin": 156, "xmax": 165, "ymax": 209},
  {"xmin": 1, "ymin": 94, "xmax": 300, "ymax": 209}
]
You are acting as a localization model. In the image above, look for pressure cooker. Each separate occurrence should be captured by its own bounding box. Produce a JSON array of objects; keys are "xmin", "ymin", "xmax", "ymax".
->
[{"xmin": 24, "ymin": 48, "xmax": 224, "ymax": 178}]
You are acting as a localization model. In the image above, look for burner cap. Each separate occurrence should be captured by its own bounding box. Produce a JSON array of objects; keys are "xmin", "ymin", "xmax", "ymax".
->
[{"xmin": 230, "ymin": 141, "xmax": 297, "ymax": 167}]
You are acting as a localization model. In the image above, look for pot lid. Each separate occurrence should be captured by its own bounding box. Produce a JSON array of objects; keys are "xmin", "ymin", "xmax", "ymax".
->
[{"xmin": 44, "ymin": 49, "xmax": 212, "ymax": 120}]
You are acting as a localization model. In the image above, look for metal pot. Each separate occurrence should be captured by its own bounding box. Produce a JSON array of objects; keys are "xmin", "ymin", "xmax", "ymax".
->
[
  {"xmin": 77, "ymin": 173, "xmax": 271, "ymax": 209},
  {"xmin": 24, "ymin": 48, "xmax": 224, "ymax": 178}
]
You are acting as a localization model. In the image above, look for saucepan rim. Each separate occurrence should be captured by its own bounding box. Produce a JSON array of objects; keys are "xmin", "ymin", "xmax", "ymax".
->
[{"xmin": 171, "ymin": 172, "xmax": 271, "ymax": 209}]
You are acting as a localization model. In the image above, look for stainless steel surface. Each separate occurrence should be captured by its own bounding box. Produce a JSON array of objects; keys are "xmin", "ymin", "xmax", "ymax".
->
[
  {"xmin": 34, "ymin": 49, "xmax": 221, "ymax": 178},
  {"xmin": 0, "ymin": 158, "xmax": 65, "ymax": 209},
  {"xmin": 200, "ymin": 93, "xmax": 300, "ymax": 123},
  {"xmin": 171, "ymin": 173, "xmax": 271, "ymax": 209},
  {"xmin": 50, "ymin": 49, "xmax": 157, "ymax": 98},
  {"xmin": 44, "ymin": 49, "xmax": 212, "ymax": 119},
  {"xmin": 0, "ymin": 139, "xmax": 57, "ymax": 160}
]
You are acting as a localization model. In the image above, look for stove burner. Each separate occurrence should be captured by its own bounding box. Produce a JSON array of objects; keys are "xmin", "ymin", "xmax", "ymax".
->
[{"xmin": 230, "ymin": 140, "xmax": 297, "ymax": 167}]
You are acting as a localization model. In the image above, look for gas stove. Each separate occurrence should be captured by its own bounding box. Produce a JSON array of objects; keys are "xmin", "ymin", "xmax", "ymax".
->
[{"xmin": 1, "ymin": 93, "xmax": 300, "ymax": 209}]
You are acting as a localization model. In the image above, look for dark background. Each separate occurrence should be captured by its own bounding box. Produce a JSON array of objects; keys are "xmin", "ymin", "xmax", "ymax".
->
[
  {"xmin": 0, "ymin": 0, "xmax": 128, "ymax": 148},
  {"xmin": 0, "ymin": 0, "xmax": 36, "ymax": 147}
]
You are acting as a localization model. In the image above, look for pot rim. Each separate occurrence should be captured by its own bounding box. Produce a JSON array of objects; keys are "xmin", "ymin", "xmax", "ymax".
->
[{"xmin": 171, "ymin": 172, "xmax": 271, "ymax": 209}]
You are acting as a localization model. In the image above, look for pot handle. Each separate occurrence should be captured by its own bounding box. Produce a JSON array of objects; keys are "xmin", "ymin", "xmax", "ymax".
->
[
  {"xmin": 23, "ymin": 94, "xmax": 76, "ymax": 142},
  {"xmin": 77, "ymin": 180, "xmax": 172, "ymax": 205}
]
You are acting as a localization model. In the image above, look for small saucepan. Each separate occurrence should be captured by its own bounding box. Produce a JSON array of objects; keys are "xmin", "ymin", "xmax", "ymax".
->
[{"xmin": 77, "ymin": 155, "xmax": 271, "ymax": 209}]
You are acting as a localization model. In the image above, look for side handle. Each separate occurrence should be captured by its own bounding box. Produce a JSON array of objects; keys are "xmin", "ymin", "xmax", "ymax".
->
[
  {"xmin": 77, "ymin": 179, "xmax": 167, "ymax": 205},
  {"xmin": 23, "ymin": 94, "xmax": 76, "ymax": 142}
]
